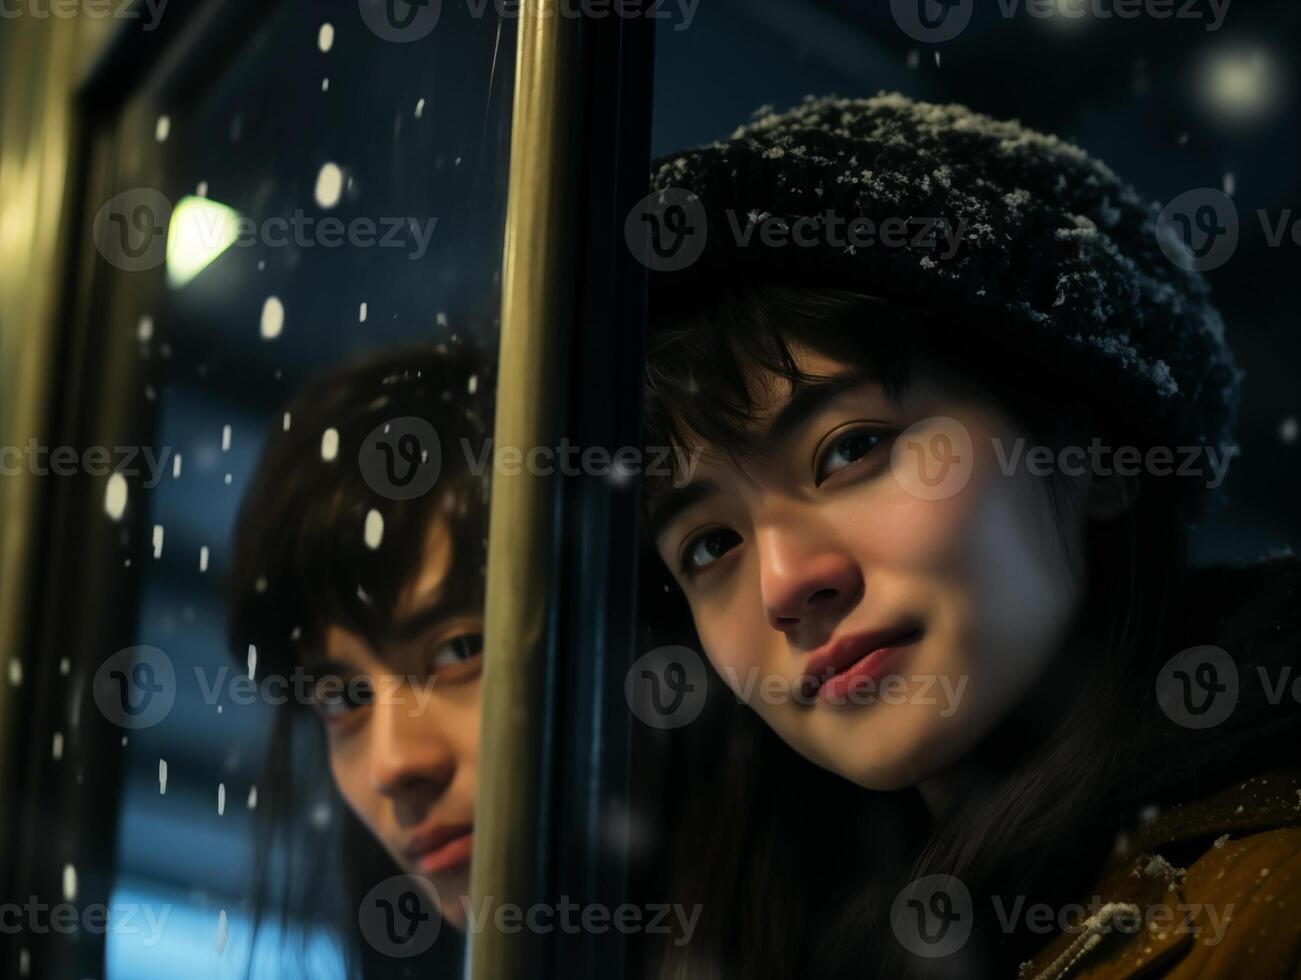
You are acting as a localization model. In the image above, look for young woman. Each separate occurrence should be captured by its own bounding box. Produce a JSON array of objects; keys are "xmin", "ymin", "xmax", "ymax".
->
[
  {"xmin": 227, "ymin": 342, "xmax": 492, "ymax": 977},
  {"xmin": 638, "ymin": 96, "xmax": 1301, "ymax": 979}
]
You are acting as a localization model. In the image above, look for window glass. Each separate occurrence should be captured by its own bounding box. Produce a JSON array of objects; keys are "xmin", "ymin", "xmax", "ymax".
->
[{"xmin": 29, "ymin": 2, "xmax": 513, "ymax": 977}]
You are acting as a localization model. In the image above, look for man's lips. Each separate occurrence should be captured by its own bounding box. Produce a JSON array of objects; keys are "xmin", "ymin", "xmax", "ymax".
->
[
  {"xmin": 799, "ymin": 624, "xmax": 923, "ymax": 703},
  {"xmin": 405, "ymin": 823, "xmax": 474, "ymax": 875}
]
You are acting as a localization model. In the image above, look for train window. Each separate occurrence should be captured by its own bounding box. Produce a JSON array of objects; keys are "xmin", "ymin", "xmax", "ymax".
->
[
  {"xmin": 2, "ymin": 0, "xmax": 661, "ymax": 977},
  {"xmin": 5, "ymin": 1, "xmax": 514, "ymax": 976},
  {"xmin": 11, "ymin": 2, "xmax": 1298, "ymax": 980}
]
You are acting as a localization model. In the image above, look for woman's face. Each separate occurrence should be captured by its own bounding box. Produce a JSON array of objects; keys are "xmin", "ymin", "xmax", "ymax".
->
[
  {"xmin": 651, "ymin": 345, "xmax": 1091, "ymax": 791},
  {"xmin": 308, "ymin": 513, "xmax": 483, "ymax": 929}
]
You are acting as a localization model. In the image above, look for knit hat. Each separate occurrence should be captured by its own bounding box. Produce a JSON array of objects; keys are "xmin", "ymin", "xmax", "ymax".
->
[{"xmin": 640, "ymin": 94, "xmax": 1241, "ymax": 487}]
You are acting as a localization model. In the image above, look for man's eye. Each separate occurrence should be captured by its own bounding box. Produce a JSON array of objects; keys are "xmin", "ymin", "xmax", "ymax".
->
[
  {"xmin": 815, "ymin": 429, "xmax": 885, "ymax": 484},
  {"xmin": 681, "ymin": 528, "xmax": 742, "ymax": 574},
  {"xmin": 429, "ymin": 633, "xmax": 484, "ymax": 670},
  {"xmin": 312, "ymin": 675, "xmax": 374, "ymax": 721}
]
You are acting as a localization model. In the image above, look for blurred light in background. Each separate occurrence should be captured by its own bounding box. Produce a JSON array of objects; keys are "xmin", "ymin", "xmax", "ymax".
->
[
  {"xmin": 1200, "ymin": 47, "xmax": 1284, "ymax": 125},
  {"xmin": 1039, "ymin": 0, "xmax": 1095, "ymax": 32},
  {"xmin": 166, "ymin": 196, "xmax": 242, "ymax": 289}
]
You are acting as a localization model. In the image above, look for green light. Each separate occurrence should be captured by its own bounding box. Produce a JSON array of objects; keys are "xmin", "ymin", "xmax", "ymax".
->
[{"xmin": 165, "ymin": 195, "xmax": 243, "ymax": 288}]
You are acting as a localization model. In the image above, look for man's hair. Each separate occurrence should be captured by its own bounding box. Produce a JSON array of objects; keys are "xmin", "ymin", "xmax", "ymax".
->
[
  {"xmin": 227, "ymin": 341, "xmax": 494, "ymax": 686},
  {"xmin": 225, "ymin": 342, "xmax": 492, "ymax": 977}
]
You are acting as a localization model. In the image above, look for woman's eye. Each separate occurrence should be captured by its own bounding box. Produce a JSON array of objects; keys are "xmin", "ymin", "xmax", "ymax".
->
[
  {"xmin": 429, "ymin": 633, "xmax": 484, "ymax": 670},
  {"xmin": 815, "ymin": 429, "xmax": 884, "ymax": 484},
  {"xmin": 681, "ymin": 528, "xmax": 742, "ymax": 574}
]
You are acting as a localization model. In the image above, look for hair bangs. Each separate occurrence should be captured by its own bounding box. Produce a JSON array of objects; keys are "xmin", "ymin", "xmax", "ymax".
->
[
  {"xmin": 228, "ymin": 344, "xmax": 492, "ymax": 689},
  {"xmin": 643, "ymin": 281, "xmax": 919, "ymax": 493}
]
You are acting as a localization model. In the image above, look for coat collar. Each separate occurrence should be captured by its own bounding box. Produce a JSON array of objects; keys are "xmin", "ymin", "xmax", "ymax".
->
[{"xmin": 1017, "ymin": 767, "xmax": 1301, "ymax": 980}]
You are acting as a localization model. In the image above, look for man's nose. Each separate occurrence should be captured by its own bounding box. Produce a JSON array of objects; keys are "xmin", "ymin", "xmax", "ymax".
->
[
  {"xmin": 368, "ymin": 679, "xmax": 457, "ymax": 807},
  {"xmin": 757, "ymin": 523, "xmax": 864, "ymax": 633}
]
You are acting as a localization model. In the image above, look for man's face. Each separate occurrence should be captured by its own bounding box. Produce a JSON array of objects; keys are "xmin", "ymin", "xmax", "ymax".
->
[
  {"xmin": 309, "ymin": 513, "xmax": 483, "ymax": 930},
  {"xmin": 650, "ymin": 345, "xmax": 1089, "ymax": 791}
]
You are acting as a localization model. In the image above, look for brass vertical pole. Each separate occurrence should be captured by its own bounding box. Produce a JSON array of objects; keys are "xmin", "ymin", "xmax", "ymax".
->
[{"xmin": 470, "ymin": 2, "xmax": 578, "ymax": 977}]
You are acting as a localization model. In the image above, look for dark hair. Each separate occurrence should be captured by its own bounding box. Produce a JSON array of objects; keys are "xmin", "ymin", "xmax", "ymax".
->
[
  {"xmin": 226, "ymin": 341, "xmax": 493, "ymax": 979},
  {"xmin": 639, "ymin": 281, "xmax": 1198, "ymax": 979}
]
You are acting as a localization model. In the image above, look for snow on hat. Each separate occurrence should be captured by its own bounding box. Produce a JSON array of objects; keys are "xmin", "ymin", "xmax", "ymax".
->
[{"xmin": 643, "ymin": 93, "xmax": 1241, "ymax": 483}]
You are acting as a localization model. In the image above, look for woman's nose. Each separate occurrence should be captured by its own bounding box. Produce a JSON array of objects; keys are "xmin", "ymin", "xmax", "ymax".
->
[{"xmin": 758, "ymin": 526, "xmax": 864, "ymax": 632}]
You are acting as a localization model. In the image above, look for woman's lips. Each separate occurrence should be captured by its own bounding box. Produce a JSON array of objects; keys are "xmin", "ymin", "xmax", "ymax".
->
[
  {"xmin": 800, "ymin": 625, "xmax": 923, "ymax": 703},
  {"xmin": 407, "ymin": 826, "xmax": 475, "ymax": 875}
]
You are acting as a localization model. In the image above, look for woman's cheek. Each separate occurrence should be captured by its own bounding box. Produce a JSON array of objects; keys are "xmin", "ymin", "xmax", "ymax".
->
[
  {"xmin": 833, "ymin": 475, "xmax": 984, "ymax": 572},
  {"xmin": 845, "ymin": 414, "xmax": 1019, "ymax": 572},
  {"xmin": 695, "ymin": 591, "xmax": 766, "ymax": 695}
]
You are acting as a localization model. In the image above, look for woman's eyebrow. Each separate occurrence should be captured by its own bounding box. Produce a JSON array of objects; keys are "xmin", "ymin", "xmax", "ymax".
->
[
  {"xmin": 762, "ymin": 372, "xmax": 875, "ymax": 445},
  {"xmin": 645, "ymin": 375, "xmax": 876, "ymax": 540},
  {"xmin": 647, "ymin": 479, "xmax": 720, "ymax": 541}
]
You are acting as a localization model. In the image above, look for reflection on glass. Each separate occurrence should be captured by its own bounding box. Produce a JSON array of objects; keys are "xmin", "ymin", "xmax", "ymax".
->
[
  {"xmin": 228, "ymin": 344, "xmax": 492, "ymax": 973},
  {"xmin": 77, "ymin": 2, "xmax": 514, "ymax": 977},
  {"xmin": 165, "ymin": 197, "xmax": 242, "ymax": 289}
]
